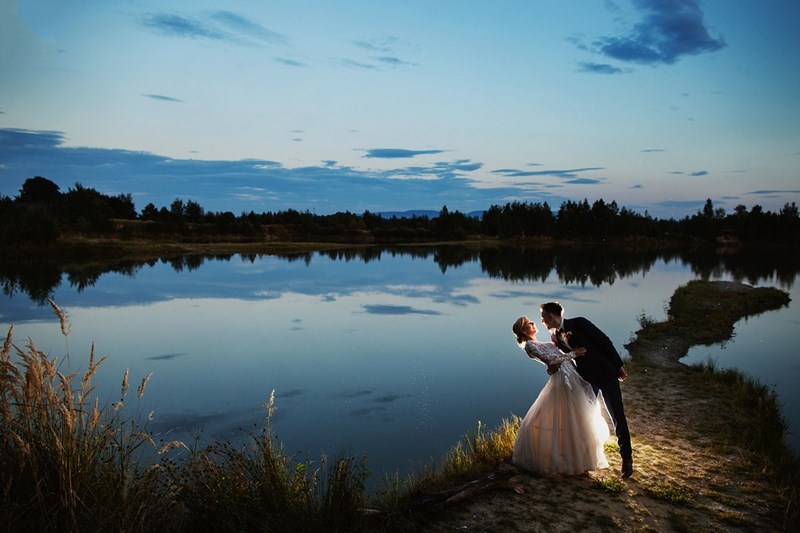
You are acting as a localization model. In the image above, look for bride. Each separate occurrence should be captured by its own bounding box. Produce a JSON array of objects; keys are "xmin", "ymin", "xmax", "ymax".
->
[{"xmin": 511, "ymin": 316, "xmax": 609, "ymax": 475}]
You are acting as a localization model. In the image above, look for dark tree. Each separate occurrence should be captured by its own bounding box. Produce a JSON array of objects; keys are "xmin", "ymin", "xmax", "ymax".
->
[{"xmin": 18, "ymin": 176, "xmax": 61, "ymax": 204}]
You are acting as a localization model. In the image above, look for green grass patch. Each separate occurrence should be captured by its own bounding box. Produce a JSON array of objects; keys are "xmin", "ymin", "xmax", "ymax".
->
[
  {"xmin": 594, "ymin": 475, "xmax": 627, "ymax": 493},
  {"xmin": 643, "ymin": 480, "xmax": 693, "ymax": 504}
]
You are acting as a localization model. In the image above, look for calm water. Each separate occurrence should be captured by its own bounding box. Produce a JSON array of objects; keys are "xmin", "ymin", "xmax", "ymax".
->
[{"xmin": 1, "ymin": 246, "xmax": 798, "ymax": 488}]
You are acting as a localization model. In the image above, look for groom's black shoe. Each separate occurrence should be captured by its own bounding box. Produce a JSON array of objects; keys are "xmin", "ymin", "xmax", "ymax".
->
[{"xmin": 621, "ymin": 457, "xmax": 633, "ymax": 479}]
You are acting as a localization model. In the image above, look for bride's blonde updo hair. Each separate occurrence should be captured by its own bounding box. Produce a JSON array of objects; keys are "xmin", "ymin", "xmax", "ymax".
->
[{"xmin": 512, "ymin": 316, "xmax": 532, "ymax": 345}]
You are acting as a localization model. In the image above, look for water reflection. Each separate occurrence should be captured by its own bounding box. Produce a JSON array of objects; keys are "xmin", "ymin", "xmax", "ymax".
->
[
  {"xmin": 3, "ymin": 245, "xmax": 799, "ymax": 307},
  {"xmin": 1, "ymin": 244, "xmax": 798, "ymax": 488}
]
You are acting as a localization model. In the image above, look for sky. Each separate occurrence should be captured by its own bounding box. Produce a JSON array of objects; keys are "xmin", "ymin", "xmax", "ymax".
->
[{"xmin": 1, "ymin": 0, "xmax": 799, "ymax": 220}]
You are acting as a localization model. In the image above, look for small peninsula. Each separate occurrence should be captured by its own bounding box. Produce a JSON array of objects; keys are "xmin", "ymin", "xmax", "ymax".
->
[{"xmin": 403, "ymin": 280, "xmax": 796, "ymax": 533}]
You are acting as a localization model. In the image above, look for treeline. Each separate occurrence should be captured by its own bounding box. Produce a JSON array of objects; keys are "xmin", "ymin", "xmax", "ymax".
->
[{"xmin": 2, "ymin": 176, "xmax": 799, "ymax": 245}]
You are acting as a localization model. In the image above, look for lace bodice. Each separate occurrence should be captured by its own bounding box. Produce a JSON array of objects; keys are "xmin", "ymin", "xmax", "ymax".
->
[{"xmin": 523, "ymin": 340, "xmax": 575, "ymax": 365}]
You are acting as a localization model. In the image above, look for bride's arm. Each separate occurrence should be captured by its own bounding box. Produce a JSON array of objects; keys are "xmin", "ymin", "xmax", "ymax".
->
[
  {"xmin": 525, "ymin": 342, "xmax": 579, "ymax": 365},
  {"xmin": 523, "ymin": 342, "xmax": 547, "ymax": 365}
]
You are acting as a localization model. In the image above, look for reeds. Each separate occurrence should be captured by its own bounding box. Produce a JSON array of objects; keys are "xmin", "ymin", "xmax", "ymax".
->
[
  {"xmin": 377, "ymin": 415, "xmax": 519, "ymax": 508},
  {"xmin": 0, "ymin": 303, "xmax": 371, "ymax": 532},
  {"xmin": 0, "ymin": 304, "xmax": 172, "ymax": 531},
  {"xmin": 165, "ymin": 390, "xmax": 370, "ymax": 531},
  {"xmin": 442, "ymin": 417, "xmax": 519, "ymax": 478}
]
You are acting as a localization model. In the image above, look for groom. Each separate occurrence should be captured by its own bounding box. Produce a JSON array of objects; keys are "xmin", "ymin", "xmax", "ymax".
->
[{"xmin": 540, "ymin": 301, "xmax": 633, "ymax": 479}]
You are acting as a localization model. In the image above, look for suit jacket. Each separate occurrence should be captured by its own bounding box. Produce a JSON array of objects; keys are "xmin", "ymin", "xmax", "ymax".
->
[{"xmin": 557, "ymin": 316, "xmax": 623, "ymax": 385}]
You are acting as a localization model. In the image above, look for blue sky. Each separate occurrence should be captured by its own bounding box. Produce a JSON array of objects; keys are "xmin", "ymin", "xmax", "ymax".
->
[{"xmin": 1, "ymin": 0, "xmax": 798, "ymax": 219}]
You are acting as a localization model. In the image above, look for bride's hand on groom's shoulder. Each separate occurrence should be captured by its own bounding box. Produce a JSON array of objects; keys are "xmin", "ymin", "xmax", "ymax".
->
[{"xmin": 574, "ymin": 347, "xmax": 587, "ymax": 357}]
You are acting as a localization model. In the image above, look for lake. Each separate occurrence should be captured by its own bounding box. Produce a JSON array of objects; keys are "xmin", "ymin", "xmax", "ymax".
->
[{"xmin": 1, "ymin": 244, "xmax": 798, "ymax": 489}]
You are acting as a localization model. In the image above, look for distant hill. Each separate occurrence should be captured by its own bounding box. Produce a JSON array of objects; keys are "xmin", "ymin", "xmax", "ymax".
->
[{"xmin": 378, "ymin": 209, "xmax": 485, "ymax": 219}]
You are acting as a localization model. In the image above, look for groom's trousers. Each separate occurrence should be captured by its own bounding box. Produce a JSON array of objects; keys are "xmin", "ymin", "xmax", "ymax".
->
[{"xmin": 593, "ymin": 378, "xmax": 632, "ymax": 461}]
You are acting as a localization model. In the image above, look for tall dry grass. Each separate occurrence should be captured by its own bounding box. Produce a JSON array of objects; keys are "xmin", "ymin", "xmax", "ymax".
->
[
  {"xmin": 374, "ymin": 416, "xmax": 520, "ymax": 521},
  {"xmin": 441, "ymin": 417, "xmax": 519, "ymax": 479},
  {"xmin": 0, "ymin": 301, "xmax": 371, "ymax": 532},
  {"xmin": 164, "ymin": 389, "xmax": 371, "ymax": 531},
  {"xmin": 0, "ymin": 299, "xmax": 176, "ymax": 531}
]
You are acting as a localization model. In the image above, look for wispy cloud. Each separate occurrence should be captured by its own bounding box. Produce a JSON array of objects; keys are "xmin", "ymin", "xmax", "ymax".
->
[
  {"xmin": 565, "ymin": 177, "xmax": 605, "ymax": 185},
  {"xmin": 578, "ymin": 61, "xmax": 630, "ymax": 74},
  {"xmin": 347, "ymin": 36, "xmax": 415, "ymax": 69},
  {"xmin": 640, "ymin": 148, "xmax": 665, "ymax": 153},
  {"xmin": 362, "ymin": 304, "xmax": 440, "ymax": 316},
  {"xmin": 593, "ymin": 0, "xmax": 726, "ymax": 65},
  {"xmin": 143, "ymin": 94, "xmax": 184, "ymax": 103},
  {"xmin": 211, "ymin": 10, "xmax": 287, "ymax": 45},
  {"xmin": 352, "ymin": 37, "xmax": 398, "ymax": 52},
  {"xmin": 438, "ymin": 159, "xmax": 482, "ymax": 172},
  {"xmin": 141, "ymin": 10, "xmax": 286, "ymax": 46},
  {"xmin": 373, "ymin": 56, "xmax": 416, "ymax": 67},
  {"xmin": 749, "ymin": 189, "xmax": 800, "ymax": 196},
  {"xmin": 689, "ymin": 170, "xmax": 708, "ymax": 176},
  {"xmin": 275, "ymin": 57, "xmax": 306, "ymax": 67},
  {"xmin": 492, "ymin": 167, "xmax": 604, "ymax": 179},
  {"xmin": 340, "ymin": 58, "xmax": 378, "ymax": 70},
  {"xmin": 364, "ymin": 148, "xmax": 446, "ymax": 159},
  {"xmin": 141, "ymin": 13, "xmax": 227, "ymax": 40}
]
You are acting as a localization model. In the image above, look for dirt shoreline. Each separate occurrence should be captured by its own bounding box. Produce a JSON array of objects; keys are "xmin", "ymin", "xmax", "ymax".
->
[{"xmin": 404, "ymin": 281, "xmax": 796, "ymax": 532}]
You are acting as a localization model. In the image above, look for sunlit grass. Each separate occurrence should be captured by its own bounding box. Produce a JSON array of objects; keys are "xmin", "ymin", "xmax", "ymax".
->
[
  {"xmin": 643, "ymin": 480, "xmax": 693, "ymax": 504},
  {"xmin": 442, "ymin": 418, "xmax": 519, "ymax": 478},
  {"xmin": 593, "ymin": 474, "xmax": 627, "ymax": 493},
  {"xmin": 373, "ymin": 416, "xmax": 520, "ymax": 514}
]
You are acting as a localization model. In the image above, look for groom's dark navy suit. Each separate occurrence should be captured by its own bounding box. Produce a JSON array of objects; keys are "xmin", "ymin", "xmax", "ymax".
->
[{"xmin": 556, "ymin": 316, "xmax": 632, "ymax": 464}]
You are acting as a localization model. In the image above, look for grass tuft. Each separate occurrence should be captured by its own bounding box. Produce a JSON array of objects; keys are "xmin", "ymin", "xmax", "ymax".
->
[
  {"xmin": 594, "ymin": 475, "xmax": 627, "ymax": 493},
  {"xmin": 643, "ymin": 480, "xmax": 693, "ymax": 505},
  {"xmin": 0, "ymin": 309, "xmax": 168, "ymax": 530}
]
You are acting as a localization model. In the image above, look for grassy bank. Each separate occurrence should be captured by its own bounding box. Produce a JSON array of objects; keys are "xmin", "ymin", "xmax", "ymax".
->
[
  {"xmin": 2, "ymin": 232, "xmax": 694, "ymax": 264},
  {"xmin": 2, "ymin": 281, "xmax": 798, "ymax": 531},
  {"xmin": 625, "ymin": 280, "xmax": 794, "ymax": 470}
]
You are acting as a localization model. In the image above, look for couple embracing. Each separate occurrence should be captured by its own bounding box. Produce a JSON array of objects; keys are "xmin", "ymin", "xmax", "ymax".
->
[{"xmin": 511, "ymin": 302, "xmax": 633, "ymax": 479}]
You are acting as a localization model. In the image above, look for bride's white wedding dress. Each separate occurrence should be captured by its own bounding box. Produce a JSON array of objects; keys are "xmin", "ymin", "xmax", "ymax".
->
[{"xmin": 513, "ymin": 340, "xmax": 610, "ymax": 475}]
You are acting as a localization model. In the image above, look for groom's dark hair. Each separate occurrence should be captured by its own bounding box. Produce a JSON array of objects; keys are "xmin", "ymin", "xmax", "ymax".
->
[{"xmin": 540, "ymin": 302, "xmax": 563, "ymax": 316}]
